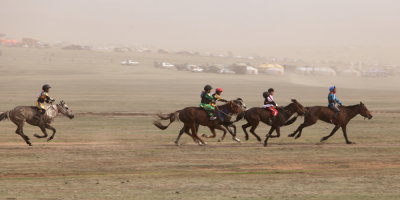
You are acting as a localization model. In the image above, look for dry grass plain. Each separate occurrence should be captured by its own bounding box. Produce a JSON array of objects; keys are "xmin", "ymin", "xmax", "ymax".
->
[{"xmin": 0, "ymin": 47, "xmax": 399, "ymax": 200}]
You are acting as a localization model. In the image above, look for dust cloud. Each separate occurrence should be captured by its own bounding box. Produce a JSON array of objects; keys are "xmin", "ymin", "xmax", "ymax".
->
[{"xmin": 1, "ymin": 0, "xmax": 400, "ymax": 64}]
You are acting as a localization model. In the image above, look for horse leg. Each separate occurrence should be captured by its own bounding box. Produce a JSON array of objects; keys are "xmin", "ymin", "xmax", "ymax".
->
[
  {"xmin": 34, "ymin": 126, "xmax": 48, "ymax": 138},
  {"xmin": 269, "ymin": 126, "xmax": 281, "ymax": 138},
  {"xmin": 341, "ymin": 125, "xmax": 354, "ymax": 144},
  {"xmin": 218, "ymin": 126, "xmax": 227, "ymax": 142},
  {"xmin": 45, "ymin": 124, "xmax": 57, "ymax": 142},
  {"xmin": 320, "ymin": 125, "xmax": 340, "ymax": 142},
  {"xmin": 242, "ymin": 123, "xmax": 251, "ymax": 141},
  {"xmin": 15, "ymin": 123, "xmax": 32, "ymax": 146},
  {"xmin": 203, "ymin": 127, "xmax": 216, "ymax": 138},
  {"xmin": 182, "ymin": 125, "xmax": 198, "ymax": 143},
  {"xmin": 230, "ymin": 124, "xmax": 237, "ymax": 136},
  {"xmin": 175, "ymin": 126, "xmax": 188, "ymax": 146},
  {"xmin": 263, "ymin": 126, "xmax": 276, "ymax": 147},
  {"xmin": 294, "ymin": 120, "xmax": 317, "ymax": 139},
  {"xmin": 249, "ymin": 122, "xmax": 262, "ymax": 142},
  {"xmin": 288, "ymin": 125, "xmax": 301, "ymax": 137},
  {"xmin": 191, "ymin": 124, "xmax": 206, "ymax": 145},
  {"xmin": 225, "ymin": 124, "xmax": 240, "ymax": 143}
]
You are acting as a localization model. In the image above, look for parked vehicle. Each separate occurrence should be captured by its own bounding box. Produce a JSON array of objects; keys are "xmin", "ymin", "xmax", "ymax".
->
[{"xmin": 120, "ymin": 60, "xmax": 139, "ymax": 65}]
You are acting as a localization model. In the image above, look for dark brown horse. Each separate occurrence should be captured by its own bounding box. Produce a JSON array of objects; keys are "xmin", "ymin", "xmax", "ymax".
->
[
  {"xmin": 201, "ymin": 98, "xmax": 246, "ymax": 142},
  {"xmin": 0, "ymin": 101, "xmax": 74, "ymax": 146},
  {"xmin": 153, "ymin": 99, "xmax": 245, "ymax": 145},
  {"xmin": 237, "ymin": 99, "xmax": 306, "ymax": 147},
  {"xmin": 288, "ymin": 102, "xmax": 372, "ymax": 144}
]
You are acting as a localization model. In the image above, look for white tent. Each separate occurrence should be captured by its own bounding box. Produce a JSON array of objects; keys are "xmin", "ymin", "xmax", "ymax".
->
[{"xmin": 258, "ymin": 64, "xmax": 284, "ymax": 75}]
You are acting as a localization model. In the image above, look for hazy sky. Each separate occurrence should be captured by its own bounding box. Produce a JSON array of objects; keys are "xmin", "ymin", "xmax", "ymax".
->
[{"xmin": 1, "ymin": 0, "xmax": 400, "ymax": 51}]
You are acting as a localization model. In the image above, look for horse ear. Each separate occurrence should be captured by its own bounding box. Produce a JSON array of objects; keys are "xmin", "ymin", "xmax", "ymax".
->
[
  {"xmin": 360, "ymin": 101, "xmax": 363, "ymax": 105},
  {"xmin": 291, "ymin": 99, "xmax": 296, "ymax": 103},
  {"xmin": 60, "ymin": 100, "xmax": 65, "ymax": 105}
]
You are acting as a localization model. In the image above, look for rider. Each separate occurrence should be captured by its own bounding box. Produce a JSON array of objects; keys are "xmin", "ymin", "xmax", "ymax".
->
[
  {"xmin": 212, "ymin": 88, "xmax": 228, "ymax": 121},
  {"xmin": 200, "ymin": 84, "xmax": 217, "ymax": 120},
  {"xmin": 212, "ymin": 88, "xmax": 228, "ymax": 103},
  {"xmin": 263, "ymin": 88, "xmax": 278, "ymax": 122},
  {"xmin": 36, "ymin": 84, "xmax": 55, "ymax": 125},
  {"xmin": 328, "ymin": 86, "xmax": 343, "ymax": 123}
]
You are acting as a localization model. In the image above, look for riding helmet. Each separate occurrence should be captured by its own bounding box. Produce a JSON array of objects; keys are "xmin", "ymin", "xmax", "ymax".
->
[
  {"xmin": 216, "ymin": 88, "xmax": 223, "ymax": 93},
  {"xmin": 329, "ymin": 86, "xmax": 336, "ymax": 91},
  {"xmin": 268, "ymin": 88, "xmax": 274, "ymax": 93},
  {"xmin": 204, "ymin": 84, "xmax": 213, "ymax": 91},
  {"xmin": 42, "ymin": 84, "xmax": 51, "ymax": 91}
]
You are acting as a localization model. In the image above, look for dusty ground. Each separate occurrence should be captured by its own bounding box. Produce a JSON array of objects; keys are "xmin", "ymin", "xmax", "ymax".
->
[{"xmin": 0, "ymin": 47, "xmax": 399, "ymax": 199}]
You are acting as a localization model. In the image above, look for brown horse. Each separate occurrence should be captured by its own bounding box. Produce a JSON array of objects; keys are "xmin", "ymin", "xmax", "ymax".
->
[
  {"xmin": 288, "ymin": 102, "xmax": 372, "ymax": 144},
  {"xmin": 0, "ymin": 100, "xmax": 75, "ymax": 146},
  {"xmin": 237, "ymin": 99, "xmax": 306, "ymax": 147},
  {"xmin": 153, "ymin": 99, "xmax": 245, "ymax": 145},
  {"xmin": 201, "ymin": 98, "xmax": 246, "ymax": 142}
]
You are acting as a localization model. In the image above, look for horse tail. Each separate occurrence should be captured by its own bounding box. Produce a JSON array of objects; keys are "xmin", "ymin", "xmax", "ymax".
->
[
  {"xmin": 153, "ymin": 111, "xmax": 180, "ymax": 130},
  {"xmin": 283, "ymin": 115, "xmax": 298, "ymax": 126},
  {"xmin": 0, "ymin": 111, "xmax": 9, "ymax": 121},
  {"xmin": 234, "ymin": 111, "xmax": 246, "ymax": 122}
]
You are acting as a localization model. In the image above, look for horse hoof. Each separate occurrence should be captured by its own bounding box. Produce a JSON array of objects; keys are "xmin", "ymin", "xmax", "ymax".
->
[
  {"xmin": 233, "ymin": 137, "xmax": 241, "ymax": 143},
  {"xmin": 34, "ymin": 134, "xmax": 44, "ymax": 138},
  {"xmin": 201, "ymin": 134, "xmax": 208, "ymax": 138},
  {"xmin": 320, "ymin": 138, "xmax": 326, "ymax": 142},
  {"xmin": 346, "ymin": 141, "xmax": 355, "ymax": 144},
  {"xmin": 288, "ymin": 134, "xmax": 294, "ymax": 137}
]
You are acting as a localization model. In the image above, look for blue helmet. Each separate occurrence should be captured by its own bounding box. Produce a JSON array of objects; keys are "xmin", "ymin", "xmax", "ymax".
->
[{"xmin": 329, "ymin": 86, "xmax": 336, "ymax": 91}]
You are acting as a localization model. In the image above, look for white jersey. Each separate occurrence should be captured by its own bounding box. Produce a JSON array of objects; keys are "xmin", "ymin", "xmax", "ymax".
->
[{"xmin": 263, "ymin": 95, "xmax": 278, "ymax": 108}]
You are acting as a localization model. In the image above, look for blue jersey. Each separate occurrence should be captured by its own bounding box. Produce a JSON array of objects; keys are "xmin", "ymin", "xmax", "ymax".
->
[{"xmin": 328, "ymin": 93, "xmax": 342, "ymax": 106}]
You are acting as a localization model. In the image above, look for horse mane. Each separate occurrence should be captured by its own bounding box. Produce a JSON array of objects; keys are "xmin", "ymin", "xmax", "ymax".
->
[{"xmin": 342, "ymin": 104, "xmax": 360, "ymax": 109}]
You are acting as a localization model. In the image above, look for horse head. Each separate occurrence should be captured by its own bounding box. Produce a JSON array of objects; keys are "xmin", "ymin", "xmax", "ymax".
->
[
  {"xmin": 359, "ymin": 101, "xmax": 372, "ymax": 119},
  {"xmin": 56, "ymin": 100, "xmax": 75, "ymax": 119},
  {"xmin": 226, "ymin": 98, "xmax": 246, "ymax": 115},
  {"xmin": 234, "ymin": 98, "xmax": 247, "ymax": 110},
  {"xmin": 289, "ymin": 99, "xmax": 306, "ymax": 116}
]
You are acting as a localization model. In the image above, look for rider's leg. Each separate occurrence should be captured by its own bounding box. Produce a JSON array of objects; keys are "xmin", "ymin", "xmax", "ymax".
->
[
  {"xmin": 329, "ymin": 105, "xmax": 340, "ymax": 123},
  {"xmin": 34, "ymin": 104, "xmax": 46, "ymax": 126},
  {"xmin": 268, "ymin": 107, "xmax": 278, "ymax": 123},
  {"xmin": 205, "ymin": 105, "xmax": 216, "ymax": 120}
]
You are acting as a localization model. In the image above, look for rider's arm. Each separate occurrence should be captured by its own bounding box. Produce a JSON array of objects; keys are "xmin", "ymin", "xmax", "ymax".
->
[
  {"xmin": 268, "ymin": 95, "xmax": 277, "ymax": 106},
  {"xmin": 44, "ymin": 93, "xmax": 55, "ymax": 103},
  {"xmin": 335, "ymin": 96, "xmax": 342, "ymax": 105},
  {"xmin": 215, "ymin": 94, "xmax": 228, "ymax": 102}
]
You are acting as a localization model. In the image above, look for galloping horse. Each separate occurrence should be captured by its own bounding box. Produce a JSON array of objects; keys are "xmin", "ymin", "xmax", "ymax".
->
[
  {"xmin": 288, "ymin": 102, "xmax": 372, "ymax": 144},
  {"xmin": 0, "ymin": 100, "xmax": 75, "ymax": 146},
  {"xmin": 201, "ymin": 98, "xmax": 246, "ymax": 142},
  {"xmin": 153, "ymin": 99, "xmax": 245, "ymax": 145},
  {"xmin": 236, "ymin": 99, "xmax": 306, "ymax": 147}
]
